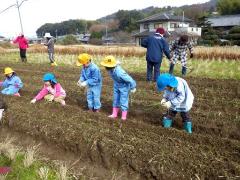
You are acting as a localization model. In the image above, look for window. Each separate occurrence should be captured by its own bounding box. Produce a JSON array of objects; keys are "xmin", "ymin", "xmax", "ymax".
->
[
  {"xmin": 144, "ymin": 24, "xmax": 149, "ymax": 29},
  {"xmin": 170, "ymin": 23, "xmax": 177, "ymax": 28},
  {"xmin": 154, "ymin": 23, "xmax": 163, "ymax": 29}
]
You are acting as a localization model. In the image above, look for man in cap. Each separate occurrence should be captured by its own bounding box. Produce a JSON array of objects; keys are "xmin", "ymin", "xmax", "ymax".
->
[
  {"xmin": 43, "ymin": 33, "xmax": 57, "ymax": 66},
  {"xmin": 141, "ymin": 28, "xmax": 171, "ymax": 82}
]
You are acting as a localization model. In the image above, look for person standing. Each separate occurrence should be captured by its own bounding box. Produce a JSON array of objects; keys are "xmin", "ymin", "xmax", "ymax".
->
[
  {"xmin": 169, "ymin": 35, "xmax": 194, "ymax": 76},
  {"xmin": 141, "ymin": 28, "xmax": 171, "ymax": 82},
  {"xmin": 43, "ymin": 33, "xmax": 57, "ymax": 66},
  {"xmin": 13, "ymin": 33, "xmax": 29, "ymax": 63}
]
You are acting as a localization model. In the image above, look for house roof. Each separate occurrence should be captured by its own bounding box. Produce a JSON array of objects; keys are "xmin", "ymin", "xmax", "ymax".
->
[
  {"xmin": 208, "ymin": 14, "xmax": 240, "ymax": 27},
  {"xmin": 137, "ymin": 13, "xmax": 193, "ymax": 23}
]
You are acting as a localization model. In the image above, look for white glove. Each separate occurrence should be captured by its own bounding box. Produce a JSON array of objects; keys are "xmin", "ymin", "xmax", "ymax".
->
[
  {"xmin": 161, "ymin": 98, "xmax": 167, "ymax": 105},
  {"xmin": 131, "ymin": 88, "xmax": 136, "ymax": 93},
  {"xmin": 77, "ymin": 80, "xmax": 82, "ymax": 87},
  {"xmin": 30, "ymin": 99, "xmax": 37, "ymax": 104},
  {"xmin": 80, "ymin": 81, "xmax": 87, "ymax": 87},
  {"xmin": 162, "ymin": 101, "xmax": 171, "ymax": 109},
  {"xmin": 0, "ymin": 109, "xmax": 4, "ymax": 122}
]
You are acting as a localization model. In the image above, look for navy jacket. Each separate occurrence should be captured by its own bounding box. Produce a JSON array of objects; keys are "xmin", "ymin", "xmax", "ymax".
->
[{"xmin": 141, "ymin": 33, "xmax": 171, "ymax": 63}]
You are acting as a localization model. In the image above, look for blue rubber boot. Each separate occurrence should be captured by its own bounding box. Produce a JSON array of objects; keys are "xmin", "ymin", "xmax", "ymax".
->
[
  {"xmin": 184, "ymin": 122, "xmax": 192, "ymax": 134},
  {"xmin": 163, "ymin": 117, "xmax": 172, "ymax": 128}
]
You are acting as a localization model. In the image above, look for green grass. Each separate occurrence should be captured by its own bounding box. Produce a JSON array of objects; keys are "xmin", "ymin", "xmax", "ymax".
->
[{"xmin": 0, "ymin": 52, "xmax": 240, "ymax": 79}]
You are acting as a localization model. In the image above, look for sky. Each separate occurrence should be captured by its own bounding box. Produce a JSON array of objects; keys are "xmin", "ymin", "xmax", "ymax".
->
[{"xmin": 0, "ymin": 0, "xmax": 209, "ymax": 38}]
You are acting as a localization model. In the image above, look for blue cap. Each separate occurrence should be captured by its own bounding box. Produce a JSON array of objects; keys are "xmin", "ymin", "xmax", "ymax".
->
[
  {"xmin": 43, "ymin": 73, "xmax": 57, "ymax": 83},
  {"xmin": 157, "ymin": 73, "xmax": 178, "ymax": 91}
]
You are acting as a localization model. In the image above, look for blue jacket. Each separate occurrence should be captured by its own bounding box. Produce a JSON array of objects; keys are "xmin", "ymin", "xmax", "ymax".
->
[
  {"xmin": 141, "ymin": 33, "xmax": 171, "ymax": 63},
  {"xmin": 163, "ymin": 77, "xmax": 194, "ymax": 112},
  {"xmin": 2, "ymin": 75, "xmax": 23, "ymax": 89},
  {"xmin": 109, "ymin": 66, "xmax": 136, "ymax": 90},
  {"xmin": 80, "ymin": 63, "xmax": 102, "ymax": 87}
]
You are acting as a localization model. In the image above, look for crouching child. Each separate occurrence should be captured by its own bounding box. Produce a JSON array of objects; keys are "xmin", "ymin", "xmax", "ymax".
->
[
  {"xmin": 156, "ymin": 73, "xmax": 194, "ymax": 133},
  {"xmin": 30, "ymin": 73, "xmax": 66, "ymax": 106},
  {"xmin": 0, "ymin": 67, "xmax": 23, "ymax": 97}
]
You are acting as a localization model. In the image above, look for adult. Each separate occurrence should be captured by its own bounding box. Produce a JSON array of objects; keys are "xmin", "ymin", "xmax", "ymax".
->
[
  {"xmin": 169, "ymin": 35, "xmax": 193, "ymax": 76},
  {"xmin": 43, "ymin": 33, "xmax": 57, "ymax": 66},
  {"xmin": 13, "ymin": 33, "xmax": 29, "ymax": 63},
  {"xmin": 141, "ymin": 28, "xmax": 171, "ymax": 82}
]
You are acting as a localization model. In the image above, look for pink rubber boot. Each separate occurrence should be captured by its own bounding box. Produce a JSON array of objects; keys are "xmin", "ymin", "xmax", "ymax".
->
[
  {"xmin": 121, "ymin": 111, "xmax": 128, "ymax": 121},
  {"xmin": 14, "ymin": 93, "xmax": 21, "ymax": 97},
  {"xmin": 108, "ymin": 107, "xmax": 119, "ymax": 118}
]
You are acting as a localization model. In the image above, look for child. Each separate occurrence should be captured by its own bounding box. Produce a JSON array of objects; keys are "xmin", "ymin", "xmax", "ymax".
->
[
  {"xmin": 30, "ymin": 73, "xmax": 66, "ymax": 105},
  {"xmin": 156, "ymin": 73, "xmax": 194, "ymax": 133},
  {"xmin": 100, "ymin": 56, "xmax": 136, "ymax": 120},
  {"xmin": 169, "ymin": 35, "xmax": 193, "ymax": 75},
  {"xmin": 76, "ymin": 53, "xmax": 102, "ymax": 112},
  {"xmin": 0, "ymin": 67, "xmax": 23, "ymax": 96}
]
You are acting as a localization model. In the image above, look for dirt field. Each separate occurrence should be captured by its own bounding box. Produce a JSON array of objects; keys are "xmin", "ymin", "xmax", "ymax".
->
[{"xmin": 0, "ymin": 62, "xmax": 240, "ymax": 179}]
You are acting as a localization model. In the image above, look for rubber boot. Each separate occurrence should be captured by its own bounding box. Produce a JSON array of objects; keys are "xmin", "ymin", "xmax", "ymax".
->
[
  {"xmin": 14, "ymin": 93, "xmax": 21, "ymax": 97},
  {"xmin": 184, "ymin": 121, "xmax": 192, "ymax": 134},
  {"xmin": 182, "ymin": 66, "xmax": 187, "ymax": 76},
  {"xmin": 108, "ymin": 107, "xmax": 119, "ymax": 118},
  {"xmin": 163, "ymin": 117, "xmax": 172, "ymax": 128},
  {"xmin": 121, "ymin": 111, "xmax": 128, "ymax": 121},
  {"xmin": 169, "ymin": 63, "xmax": 175, "ymax": 74}
]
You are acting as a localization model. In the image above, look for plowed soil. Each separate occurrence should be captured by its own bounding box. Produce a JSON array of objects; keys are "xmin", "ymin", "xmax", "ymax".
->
[{"xmin": 0, "ymin": 62, "xmax": 240, "ymax": 179}]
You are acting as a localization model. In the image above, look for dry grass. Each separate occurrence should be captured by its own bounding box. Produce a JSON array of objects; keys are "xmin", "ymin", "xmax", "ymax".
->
[
  {"xmin": 37, "ymin": 167, "xmax": 49, "ymax": 180},
  {"xmin": 56, "ymin": 163, "xmax": 68, "ymax": 180},
  {"xmin": 0, "ymin": 137, "xmax": 15, "ymax": 154},
  {"xmin": 23, "ymin": 145, "xmax": 38, "ymax": 167}
]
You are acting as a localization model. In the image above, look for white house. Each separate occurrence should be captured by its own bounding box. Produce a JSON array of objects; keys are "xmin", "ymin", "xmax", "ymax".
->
[{"xmin": 134, "ymin": 13, "xmax": 202, "ymax": 45}]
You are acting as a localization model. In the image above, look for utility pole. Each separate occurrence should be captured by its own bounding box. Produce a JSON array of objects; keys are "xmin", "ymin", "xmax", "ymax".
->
[
  {"xmin": 16, "ymin": 0, "xmax": 24, "ymax": 34},
  {"xmin": 105, "ymin": 17, "xmax": 108, "ymax": 45}
]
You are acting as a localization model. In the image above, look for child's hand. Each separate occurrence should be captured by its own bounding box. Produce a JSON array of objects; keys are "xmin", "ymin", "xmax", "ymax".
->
[
  {"xmin": 161, "ymin": 98, "xmax": 167, "ymax": 105},
  {"xmin": 80, "ymin": 81, "xmax": 87, "ymax": 87},
  {"xmin": 30, "ymin": 99, "xmax": 37, "ymax": 104},
  {"xmin": 162, "ymin": 101, "xmax": 171, "ymax": 109},
  {"xmin": 130, "ymin": 88, "xmax": 136, "ymax": 94}
]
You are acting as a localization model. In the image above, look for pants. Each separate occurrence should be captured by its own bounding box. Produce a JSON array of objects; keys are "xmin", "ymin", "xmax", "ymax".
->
[
  {"xmin": 20, "ymin": 48, "xmax": 27, "ymax": 62},
  {"xmin": 48, "ymin": 52, "xmax": 54, "ymax": 63},
  {"xmin": 147, "ymin": 61, "xmax": 161, "ymax": 82},
  {"xmin": 44, "ymin": 94, "xmax": 65, "ymax": 104},
  {"xmin": 166, "ymin": 110, "xmax": 191, "ymax": 123},
  {"xmin": 113, "ymin": 86, "xmax": 130, "ymax": 111},
  {"xmin": 169, "ymin": 53, "xmax": 187, "ymax": 75},
  {"xmin": 87, "ymin": 85, "xmax": 102, "ymax": 110},
  {"xmin": 169, "ymin": 63, "xmax": 187, "ymax": 75},
  {"xmin": 1, "ymin": 86, "xmax": 19, "ymax": 95}
]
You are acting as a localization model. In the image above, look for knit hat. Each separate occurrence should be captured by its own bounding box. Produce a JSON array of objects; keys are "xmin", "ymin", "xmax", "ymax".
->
[{"xmin": 156, "ymin": 28, "xmax": 165, "ymax": 35}]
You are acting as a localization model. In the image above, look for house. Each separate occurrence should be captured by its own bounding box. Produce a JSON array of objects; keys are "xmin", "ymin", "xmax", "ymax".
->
[
  {"xmin": 0, "ymin": 35, "xmax": 8, "ymax": 42},
  {"xmin": 207, "ymin": 14, "xmax": 240, "ymax": 30},
  {"xmin": 134, "ymin": 13, "xmax": 202, "ymax": 45}
]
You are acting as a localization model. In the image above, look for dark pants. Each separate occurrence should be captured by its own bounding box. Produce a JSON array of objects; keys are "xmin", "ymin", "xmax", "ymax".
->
[
  {"xmin": 147, "ymin": 61, "xmax": 161, "ymax": 82},
  {"xmin": 20, "ymin": 48, "xmax": 27, "ymax": 62},
  {"xmin": 166, "ymin": 110, "xmax": 191, "ymax": 123},
  {"xmin": 169, "ymin": 64, "xmax": 187, "ymax": 75}
]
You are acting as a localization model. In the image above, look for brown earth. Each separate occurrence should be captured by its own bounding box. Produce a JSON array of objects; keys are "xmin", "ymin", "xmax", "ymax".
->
[{"xmin": 0, "ymin": 62, "xmax": 240, "ymax": 179}]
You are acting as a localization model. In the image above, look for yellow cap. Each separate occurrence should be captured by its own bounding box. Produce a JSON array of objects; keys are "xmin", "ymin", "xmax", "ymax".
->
[
  {"xmin": 100, "ymin": 56, "xmax": 117, "ymax": 68},
  {"xmin": 76, "ymin": 53, "xmax": 91, "ymax": 66},
  {"xmin": 4, "ymin": 67, "xmax": 14, "ymax": 75}
]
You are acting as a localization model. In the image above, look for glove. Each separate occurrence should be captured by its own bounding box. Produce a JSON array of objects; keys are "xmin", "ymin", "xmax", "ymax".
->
[
  {"xmin": 162, "ymin": 101, "xmax": 171, "ymax": 109},
  {"xmin": 30, "ymin": 99, "xmax": 37, "ymax": 104},
  {"xmin": 77, "ymin": 80, "xmax": 81, "ymax": 87},
  {"xmin": 190, "ymin": 53, "xmax": 193, "ymax": 58},
  {"xmin": 131, "ymin": 88, "xmax": 136, "ymax": 93},
  {"xmin": 80, "ymin": 81, "xmax": 87, "ymax": 87},
  {"xmin": 161, "ymin": 98, "xmax": 167, "ymax": 105}
]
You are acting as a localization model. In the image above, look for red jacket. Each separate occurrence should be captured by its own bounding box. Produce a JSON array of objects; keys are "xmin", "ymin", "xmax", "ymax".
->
[{"xmin": 13, "ymin": 36, "xmax": 29, "ymax": 49}]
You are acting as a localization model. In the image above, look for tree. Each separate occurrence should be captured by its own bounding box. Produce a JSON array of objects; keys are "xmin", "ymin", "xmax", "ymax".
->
[{"xmin": 217, "ymin": 0, "xmax": 240, "ymax": 15}]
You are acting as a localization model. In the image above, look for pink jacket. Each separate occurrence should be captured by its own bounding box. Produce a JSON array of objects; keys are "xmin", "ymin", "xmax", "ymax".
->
[
  {"xmin": 35, "ymin": 83, "xmax": 66, "ymax": 101},
  {"xmin": 13, "ymin": 36, "xmax": 29, "ymax": 49}
]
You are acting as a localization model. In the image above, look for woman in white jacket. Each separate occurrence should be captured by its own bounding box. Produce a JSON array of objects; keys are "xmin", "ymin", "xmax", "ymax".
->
[{"xmin": 157, "ymin": 73, "xmax": 194, "ymax": 134}]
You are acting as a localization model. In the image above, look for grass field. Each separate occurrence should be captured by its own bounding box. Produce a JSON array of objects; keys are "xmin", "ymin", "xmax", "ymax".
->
[{"xmin": 0, "ymin": 47, "xmax": 240, "ymax": 179}]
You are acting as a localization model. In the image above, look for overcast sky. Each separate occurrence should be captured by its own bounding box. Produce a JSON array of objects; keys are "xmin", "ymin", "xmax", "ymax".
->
[{"xmin": 0, "ymin": 0, "xmax": 209, "ymax": 37}]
